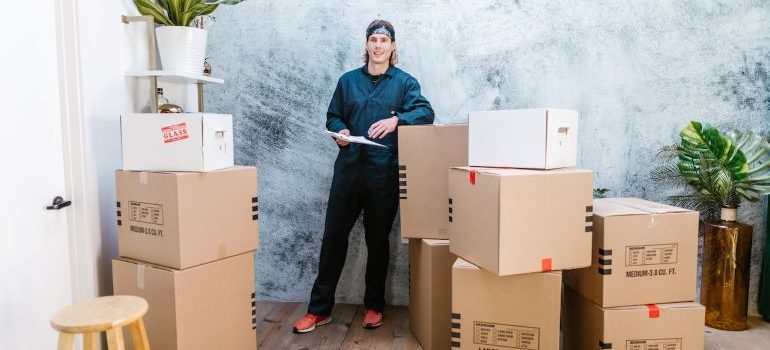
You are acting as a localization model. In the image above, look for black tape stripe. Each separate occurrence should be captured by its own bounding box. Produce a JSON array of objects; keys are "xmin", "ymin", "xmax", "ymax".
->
[
  {"xmin": 449, "ymin": 207, "xmax": 453, "ymax": 213},
  {"xmin": 599, "ymin": 340, "xmax": 613, "ymax": 349},
  {"xmin": 586, "ymin": 205, "xmax": 593, "ymax": 212},
  {"xmin": 598, "ymin": 248, "xmax": 613, "ymax": 256},
  {"xmin": 252, "ymin": 214, "xmax": 258, "ymax": 220},
  {"xmin": 451, "ymin": 332, "xmax": 460, "ymax": 338},
  {"xmin": 116, "ymin": 201, "xmax": 121, "ymax": 208},
  {"xmin": 448, "ymin": 216, "xmax": 453, "ymax": 222},
  {"xmin": 117, "ymin": 211, "xmax": 121, "ymax": 217},
  {"xmin": 399, "ymin": 165, "xmax": 406, "ymax": 170},
  {"xmin": 399, "ymin": 181, "xmax": 407, "ymax": 186},
  {"xmin": 252, "ymin": 205, "xmax": 258, "ymax": 211},
  {"xmin": 399, "ymin": 173, "xmax": 407, "ymax": 178},
  {"xmin": 252, "ymin": 197, "xmax": 258, "ymax": 203},
  {"xmin": 448, "ymin": 198, "xmax": 453, "ymax": 204},
  {"xmin": 117, "ymin": 220, "xmax": 122, "ymax": 226},
  {"xmin": 585, "ymin": 226, "xmax": 593, "ymax": 232},
  {"xmin": 451, "ymin": 313, "xmax": 461, "ymax": 320},
  {"xmin": 451, "ymin": 322, "xmax": 460, "ymax": 329},
  {"xmin": 451, "ymin": 341, "xmax": 461, "ymax": 348},
  {"xmin": 400, "ymin": 189, "xmax": 407, "ymax": 194},
  {"xmin": 585, "ymin": 216, "xmax": 593, "ymax": 222},
  {"xmin": 400, "ymin": 196, "xmax": 407, "ymax": 200},
  {"xmin": 598, "ymin": 258, "xmax": 612, "ymax": 266},
  {"xmin": 598, "ymin": 267, "xmax": 612, "ymax": 275}
]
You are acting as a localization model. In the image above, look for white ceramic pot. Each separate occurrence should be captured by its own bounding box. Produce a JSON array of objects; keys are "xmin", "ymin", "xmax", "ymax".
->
[{"xmin": 155, "ymin": 26, "xmax": 208, "ymax": 73}]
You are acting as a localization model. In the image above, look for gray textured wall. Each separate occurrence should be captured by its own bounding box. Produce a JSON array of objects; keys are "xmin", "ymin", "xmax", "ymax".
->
[{"xmin": 205, "ymin": 1, "xmax": 770, "ymax": 314}]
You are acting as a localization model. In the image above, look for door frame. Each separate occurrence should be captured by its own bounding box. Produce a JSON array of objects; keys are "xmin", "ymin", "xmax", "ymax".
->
[{"xmin": 55, "ymin": 0, "xmax": 98, "ymax": 302}]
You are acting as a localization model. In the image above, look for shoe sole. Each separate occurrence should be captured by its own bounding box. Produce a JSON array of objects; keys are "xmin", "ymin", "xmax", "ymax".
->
[
  {"xmin": 362, "ymin": 321, "xmax": 383, "ymax": 330},
  {"xmin": 293, "ymin": 317, "xmax": 332, "ymax": 334}
]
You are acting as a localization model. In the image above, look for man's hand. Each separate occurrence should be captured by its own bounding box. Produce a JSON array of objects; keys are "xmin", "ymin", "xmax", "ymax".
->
[
  {"xmin": 336, "ymin": 129, "xmax": 351, "ymax": 146},
  {"xmin": 368, "ymin": 116, "xmax": 399, "ymax": 139}
]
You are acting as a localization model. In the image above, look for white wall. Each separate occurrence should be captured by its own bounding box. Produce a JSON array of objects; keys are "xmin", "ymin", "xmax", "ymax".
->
[{"xmin": 73, "ymin": 0, "xmax": 150, "ymax": 297}]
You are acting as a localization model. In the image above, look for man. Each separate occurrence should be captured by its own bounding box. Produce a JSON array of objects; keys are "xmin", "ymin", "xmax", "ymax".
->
[{"xmin": 293, "ymin": 19, "xmax": 434, "ymax": 333}]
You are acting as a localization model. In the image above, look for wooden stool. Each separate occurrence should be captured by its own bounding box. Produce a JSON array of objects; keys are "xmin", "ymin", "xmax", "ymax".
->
[{"xmin": 50, "ymin": 295, "xmax": 150, "ymax": 350}]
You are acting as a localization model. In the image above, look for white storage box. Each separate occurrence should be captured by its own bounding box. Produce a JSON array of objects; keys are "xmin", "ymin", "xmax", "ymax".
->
[
  {"xmin": 121, "ymin": 113, "xmax": 234, "ymax": 172},
  {"xmin": 468, "ymin": 108, "xmax": 578, "ymax": 169}
]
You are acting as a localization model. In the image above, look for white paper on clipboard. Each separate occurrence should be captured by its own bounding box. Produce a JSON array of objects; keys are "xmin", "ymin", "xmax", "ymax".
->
[{"xmin": 325, "ymin": 130, "xmax": 387, "ymax": 148}]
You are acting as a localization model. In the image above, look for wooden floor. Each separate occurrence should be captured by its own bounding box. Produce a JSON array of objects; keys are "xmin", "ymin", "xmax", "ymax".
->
[
  {"xmin": 255, "ymin": 302, "xmax": 423, "ymax": 350},
  {"xmin": 255, "ymin": 302, "xmax": 770, "ymax": 350}
]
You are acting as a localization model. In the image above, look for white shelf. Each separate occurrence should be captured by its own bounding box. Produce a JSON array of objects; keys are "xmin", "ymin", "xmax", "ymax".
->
[{"xmin": 125, "ymin": 70, "xmax": 224, "ymax": 84}]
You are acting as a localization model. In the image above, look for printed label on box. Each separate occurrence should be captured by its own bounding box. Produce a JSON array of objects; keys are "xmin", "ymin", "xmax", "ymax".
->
[
  {"xmin": 625, "ymin": 244, "xmax": 678, "ymax": 266},
  {"xmin": 129, "ymin": 225, "xmax": 164, "ymax": 237},
  {"xmin": 473, "ymin": 321, "xmax": 539, "ymax": 349},
  {"xmin": 161, "ymin": 123, "xmax": 189, "ymax": 144},
  {"xmin": 128, "ymin": 201, "xmax": 163, "ymax": 225},
  {"xmin": 626, "ymin": 338, "xmax": 681, "ymax": 350}
]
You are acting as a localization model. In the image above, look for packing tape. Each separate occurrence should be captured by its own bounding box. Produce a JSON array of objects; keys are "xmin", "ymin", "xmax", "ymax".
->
[
  {"xmin": 137, "ymin": 263, "xmax": 146, "ymax": 289},
  {"xmin": 646, "ymin": 304, "xmax": 660, "ymax": 318},
  {"xmin": 603, "ymin": 199, "xmax": 661, "ymax": 228},
  {"xmin": 139, "ymin": 172, "xmax": 148, "ymax": 185},
  {"xmin": 541, "ymin": 257, "xmax": 552, "ymax": 272},
  {"xmin": 469, "ymin": 170, "xmax": 476, "ymax": 185}
]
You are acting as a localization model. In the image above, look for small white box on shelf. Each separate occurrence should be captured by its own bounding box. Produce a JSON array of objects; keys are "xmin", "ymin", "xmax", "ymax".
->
[{"xmin": 121, "ymin": 113, "xmax": 234, "ymax": 172}]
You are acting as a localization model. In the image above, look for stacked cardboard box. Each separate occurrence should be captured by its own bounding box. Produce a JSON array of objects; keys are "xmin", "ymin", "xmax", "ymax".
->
[
  {"xmin": 563, "ymin": 197, "xmax": 705, "ymax": 350},
  {"xmin": 112, "ymin": 113, "xmax": 259, "ymax": 350},
  {"xmin": 399, "ymin": 124, "xmax": 467, "ymax": 350},
  {"xmin": 447, "ymin": 108, "xmax": 591, "ymax": 350}
]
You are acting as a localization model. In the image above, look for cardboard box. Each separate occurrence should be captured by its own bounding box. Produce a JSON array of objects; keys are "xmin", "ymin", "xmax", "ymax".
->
[
  {"xmin": 409, "ymin": 239, "xmax": 456, "ymax": 350},
  {"xmin": 112, "ymin": 251, "xmax": 256, "ymax": 350},
  {"xmin": 451, "ymin": 258, "xmax": 561, "ymax": 350},
  {"xmin": 398, "ymin": 124, "xmax": 468, "ymax": 239},
  {"xmin": 121, "ymin": 113, "xmax": 234, "ymax": 172},
  {"xmin": 448, "ymin": 167, "xmax": 593, "ymax": 275},
  {"xmin": 116, "ymin": 166, "xmax": 258, "ymax": 269},
  {"xmin": 563, "ymin": 287, "xmax": 705, "ymax": 350},
  {"xmin": 468, "ymin": 108, "xmax": 578, "ymax": 169},
  {"xmin": 563, "ymin": 198, "xmax": 698, "ymax": 307}
]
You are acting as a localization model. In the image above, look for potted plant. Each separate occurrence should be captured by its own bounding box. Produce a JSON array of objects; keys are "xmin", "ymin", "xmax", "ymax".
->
[
  {"xmin": 653, "ymin": 121, "xmax": 770, "ymax": 330},
  {"xmin": 133, "ymin": 0, "xmax": 245, "ymax": 73}
]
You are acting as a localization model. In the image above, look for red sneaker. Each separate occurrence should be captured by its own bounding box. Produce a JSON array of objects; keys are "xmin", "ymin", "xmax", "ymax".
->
[
  {"xmin": 362, "ymin": 309, "xmax": 383, "ymax": 329},
  {"xmin": 292, "ymin": 313, "xmax": 331, "ymax": 334}
]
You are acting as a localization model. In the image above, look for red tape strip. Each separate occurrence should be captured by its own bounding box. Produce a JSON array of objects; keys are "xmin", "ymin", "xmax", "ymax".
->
[
  {"xmin": 469, "ymin": 170, "xmax": 476, "ymax": 185},
  {"xmin": 646, "ymin": 304, "xmax": 660, "ymax": 318},
  {"xmin": 541, "ymin": 257, "xmax": 552, "ymax": 272}
]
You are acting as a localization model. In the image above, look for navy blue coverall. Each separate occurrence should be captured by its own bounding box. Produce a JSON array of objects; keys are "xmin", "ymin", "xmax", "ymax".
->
[{"xmin": 308, "ymin": 65, "xmax": 434, "ymax": 315}]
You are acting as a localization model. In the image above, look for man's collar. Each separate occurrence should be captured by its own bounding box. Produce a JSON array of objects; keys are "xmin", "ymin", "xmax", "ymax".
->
[{"xmin": 361, "ymin": 64, "xmax": 394, "ymax": 77}]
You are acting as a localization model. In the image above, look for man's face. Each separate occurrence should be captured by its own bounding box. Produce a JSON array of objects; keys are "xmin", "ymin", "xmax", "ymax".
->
[{"xmin": 366, "ymin": 34, "xmax": 395, "ymax": 65}]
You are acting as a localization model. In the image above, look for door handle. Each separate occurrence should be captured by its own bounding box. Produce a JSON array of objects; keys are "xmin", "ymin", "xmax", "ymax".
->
[{"xmin": 46, "ymin": 196, "xmax": 72, "ymax": 210}]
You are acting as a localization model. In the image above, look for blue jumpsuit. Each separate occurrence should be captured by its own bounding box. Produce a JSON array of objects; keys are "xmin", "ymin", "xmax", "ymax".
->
[{"xmin": 308, "ymin": 65, "xmax": 434, "ymax": 315}]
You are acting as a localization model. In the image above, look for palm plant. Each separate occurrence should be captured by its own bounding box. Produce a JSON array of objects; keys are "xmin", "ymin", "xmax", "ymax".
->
[
  {"xmin": 134, "ymin": 0, "xmax": 245, "ymax": 27},
  {"xmin": 652, "ymin": 121, "xmax": 770, "ymax": 214}
]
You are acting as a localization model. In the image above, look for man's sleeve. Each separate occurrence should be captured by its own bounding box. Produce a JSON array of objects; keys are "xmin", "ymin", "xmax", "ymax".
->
[
  {"xmin": 326, "ymin": 78, "xmax": 348, "ymax": 132},
  {"xmin": 396, "ymin": 77, "xmax": 435, "ymax": 125}
]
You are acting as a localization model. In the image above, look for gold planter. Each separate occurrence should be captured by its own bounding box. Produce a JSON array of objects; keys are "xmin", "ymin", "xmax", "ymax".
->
[{"xmin": 700, "ymin": 207, "xmax": 753, "ymax": 331}]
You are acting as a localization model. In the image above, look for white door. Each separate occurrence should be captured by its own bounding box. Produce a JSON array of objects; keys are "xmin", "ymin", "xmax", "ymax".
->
[{"xmin": 0, "ymin": 1, "xmax": 75, "ymax": 348}]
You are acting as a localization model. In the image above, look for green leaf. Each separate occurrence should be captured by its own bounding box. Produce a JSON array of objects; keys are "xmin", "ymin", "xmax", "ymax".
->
[{"xmin": 133, "ymin": 0, "xmax": 173, "ymax": 25}]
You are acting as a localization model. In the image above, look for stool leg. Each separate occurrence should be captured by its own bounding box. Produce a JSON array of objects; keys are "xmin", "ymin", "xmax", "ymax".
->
[
  {"xmin": 106, "ymin": 327, "xmax": 126, "ymax": 350},
  {"xmin": 129, "ymin": 318, "xmax": 150, "ymax": 350},
  {"xmin": 56, "ymin": 333, "xmax": 75, "ymax": 350},
  {"xmin": 83, "ymin": 332, "xmax": 99, "ymax": 350}
]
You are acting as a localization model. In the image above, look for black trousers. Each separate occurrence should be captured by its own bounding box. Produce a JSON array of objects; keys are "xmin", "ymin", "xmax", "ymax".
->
[{"xmin": 308, "ymin": 149, "xmax": 399, "ymax": 316}]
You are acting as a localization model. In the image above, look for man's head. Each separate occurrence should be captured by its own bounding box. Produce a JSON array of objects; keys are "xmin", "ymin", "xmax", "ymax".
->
[{"xmin": 364, "ymin": 19, "xmax": 398, "ymax": 66}]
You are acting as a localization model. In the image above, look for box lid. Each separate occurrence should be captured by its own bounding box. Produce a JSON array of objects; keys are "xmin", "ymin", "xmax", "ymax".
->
[
  {"xmin": 116, "ymin": 165, "xmax": 254, "ymax": 177},
  {"xmin": 451, "ymin": 166, "xmax": 590, "ymax": 177},
  {"xmin": 595, "ymin": 198, "xmax": 693, "ymax": 217},
  {"xmin": 608, "ymin": 302, "xmax": 704, "ymax": 312},
  {"xmin": 423, "ymin": 239, "xmax": 449, "ymax": 246}
]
